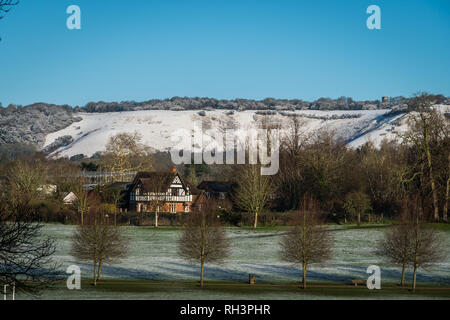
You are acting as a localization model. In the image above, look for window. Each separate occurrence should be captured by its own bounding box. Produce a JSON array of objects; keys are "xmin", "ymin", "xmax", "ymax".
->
[
  {"xmin": 170, "ymin": 203, "xmax": 177, "ymax": 213},
  {"xmin": 184, "ymin": 205, "xmax": 190, "ymax": 213},
  {"xmin": 172, "ymin": 188, "xmax": 178, "ymax": 196}
]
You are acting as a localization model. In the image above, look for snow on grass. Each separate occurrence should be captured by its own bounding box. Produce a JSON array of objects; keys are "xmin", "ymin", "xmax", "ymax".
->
[
  {"xmin": 45, "ymin": 225, "xmax": 450, "ymax": 285},
  {"xmin": 16, "ymin": 224, "xmax": 448, "ymax": 300},
  {"xmin": 348, "ymin": 104, "xmax": 450, "ymax": 148},
  {"xmin": 43, "ymin": 109, "xmax": 396, "ymax": 158}
]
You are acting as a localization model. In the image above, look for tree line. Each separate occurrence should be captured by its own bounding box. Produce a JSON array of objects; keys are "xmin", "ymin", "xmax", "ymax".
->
[
  {"xmin": 228, "ymin": 93, "xmax": 449, "ymax": 227},
  {"xmin": 0, "ymin": 94, "xmax": 448, "ymax": 228}
]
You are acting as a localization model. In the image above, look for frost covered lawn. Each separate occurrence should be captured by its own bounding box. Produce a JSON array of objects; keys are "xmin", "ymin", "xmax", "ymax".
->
[
  {"xmin": 23, "ymin": 281, "xmax": 450, "ymax": 300},
  {"xmin": 23, "ymin": 224, "xmax": 450, "ymax": 300}
]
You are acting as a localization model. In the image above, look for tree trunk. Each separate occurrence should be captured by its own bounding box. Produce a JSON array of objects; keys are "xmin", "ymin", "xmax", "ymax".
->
[
  {"xmin": 253, "ymin": 211, "xmax": 258, "ymax": 229},
  {"xmin": 80, "ymin": 209, "xmax": 84, "ymax": 226},
  {"xmin": 200, "ymin": 259, "xmax": 205, "ymax": 288},
  {"xmin": 357, "ymin": 212, "xmax": 361, "ymax": 227},
  {"xmin": 93, "ymin": 262, "xmax": 97, "ymax": 286},
  {"xmin": 114, "ymin": 210, "xmax": 117, "ymax": 227},
  {"xmin": 401, "ymin": 263, "xmax": 406, "ymax": 286},
  {"xmin": 412, "ymin": 265, "xmax": 417, "ymax": 292},
  {"xmin": 424, "ymin": 132, "xmax": 440, "ymax": 221},
  {"xmin": 444, "ymin": 176, "xmax": 449, "ymax": 222},
  {"xmin": 97, "ymin": 262, "xmax": 103, "ymax": 282},
  {"xmin": 155, "ymin": 212, "xmax": 159, "ymax": 228},
  {"xmin": 429, "ymin": 169, "xmax": 440, "ymax": 221},
  {"xmin": 302, "ymin": 263, "xmax": 307, "ymax": 289}
]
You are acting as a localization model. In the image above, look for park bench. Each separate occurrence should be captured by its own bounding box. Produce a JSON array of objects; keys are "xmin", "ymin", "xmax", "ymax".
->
[{"xmin": 351, "ymin": 280, "xmax": 366, "ymax": 287}]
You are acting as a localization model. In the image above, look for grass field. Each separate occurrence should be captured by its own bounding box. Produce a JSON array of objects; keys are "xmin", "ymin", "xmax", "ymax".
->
[
  {"xmin": 20, "ymin": 280, "xmax": 450, "ymax": 300},
  {"xmin": 17, "ymin": 223, "xmax": 450, "ymax": 300}
]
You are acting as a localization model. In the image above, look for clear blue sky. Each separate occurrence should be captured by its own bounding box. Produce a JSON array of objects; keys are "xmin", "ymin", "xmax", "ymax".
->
[{"xmin": 0, "ymin": 0, "xmax": 449, "ymax": 107}]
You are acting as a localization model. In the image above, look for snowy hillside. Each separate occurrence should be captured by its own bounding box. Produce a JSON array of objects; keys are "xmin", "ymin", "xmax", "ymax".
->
[{"xmin": 42, "ymin": 107, "xmax": 448, "ymax": 158}]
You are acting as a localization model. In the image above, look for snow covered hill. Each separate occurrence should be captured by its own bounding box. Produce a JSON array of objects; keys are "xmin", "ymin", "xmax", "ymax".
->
[{"xmin": 42, "ymin": 107, "xmax": 448, "ymax": 159}]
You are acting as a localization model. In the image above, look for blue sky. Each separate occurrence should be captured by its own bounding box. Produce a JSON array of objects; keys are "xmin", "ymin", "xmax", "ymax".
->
[{"xmin": 0, "ymin": 0, "xmax": 449, "ymax": 107}]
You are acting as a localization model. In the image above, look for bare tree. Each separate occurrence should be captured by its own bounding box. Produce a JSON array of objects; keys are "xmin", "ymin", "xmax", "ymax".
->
[
  {"xmin": 401, "ymin": 94, "xmax": 446, "ymax": 221},
  {"xmin": 0, "ymin": 159, "xmax": 60, "ymax": 296},
  {"xmin": 71, "ymin": 210, "xmax": 128, "ymax": 286},
  {"xmin": 0, "ymin": 0, "xmax": 18, "ymax": 41},
  {"xmin": 279, "ymin": 195, "xmax": 333, "ymax": 289},
  {"xmin": 360, "ymin": 141, "xmax": 410, "ymax": 216},
  {"xmin": 103, "ymin": 132, "xmax": 152, "ymax": 182},
  {"xmin": 178, "ymin": 199, "xmax": 231, "ymax": 287},
  {"xmin": 377, "ymin": 202, "xmax": 412, "ymax": 286},
  {"xmin": 104, "ymin": 187, "xmax": 125, "ymax": 227},
  {"xmin": 6, "ymin": 158, "xmax": 47, "ymax": 204},
  {"xmin": 139, "ymin": 175, "xmax": 173, "ymax": 228},
  {"xmin": 71, "ymin": 177, "xmax": 92, "ymax": 226},
  {"xmin": 281, "ymin": 115, "xmax": 311, "ymax": 157},
  {"xmin": 0, "ymin": 203, "xmax": 60, "ymax": 296},
  {"xmin": 232, "ymin": 164, "xmax": 274, "ymax": 228},
  {"xmin": 0, "ymin": 0, "xmax": 18, "ymax": 17},
  {"xmin": 343, "ymin": 191, "xmax": 372, "ymax": 227},
  {"xmin": 0, "ymin": 1, "xmax": 19, "ymax": 39},
  {"xmin": 442, "ymin": 154, "xmax": 449, "ymax": 222},
  {"xmin": 405, "ymin": 197, "xmax": 446, "ymax": 292}
]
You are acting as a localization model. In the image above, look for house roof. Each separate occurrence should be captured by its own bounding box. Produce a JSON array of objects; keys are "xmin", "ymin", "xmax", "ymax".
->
[
  {"xmin": 63, "ymin": 192, "xmax": 77, "ymax": 204},
  {"xmin": 131, "ymin": 171, "xmax": 183, "ymax": 193},
  {"xmin": 197, "ymin": 181, "xmax": 232, "ymax": 193},
  {"xmin": 106, "ymin": 182, "xmax": 131, "ymax": 191},
  {"xmin": 83, "ymin": 184, "xmax": 98, "ymax": 191}
]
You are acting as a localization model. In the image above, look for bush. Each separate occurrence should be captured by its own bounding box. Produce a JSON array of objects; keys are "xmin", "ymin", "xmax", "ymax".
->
[{"xmin": 32, "ymin": 201, "xmax": 78, "ymax": 224}]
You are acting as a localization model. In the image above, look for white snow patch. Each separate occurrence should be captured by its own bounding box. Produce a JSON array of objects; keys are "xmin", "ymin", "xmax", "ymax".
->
[{"xmin": 44, "ymin": 106, "xmax": 449, "ymax": 158}]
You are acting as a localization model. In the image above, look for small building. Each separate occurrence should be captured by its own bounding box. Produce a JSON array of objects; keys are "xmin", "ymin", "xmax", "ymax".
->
[
  {"xmin": 128, "ymin": 167, "xmax": 193, "ymax": 214},
  {"xmin": 197, "ymin": 181, "xmax": 232, "ymax": 200},
  {"xmin": 63, "ymin": 192, "xmax": 78, "ymax": 205},
  {"xmin": 195, "ymin": 181, "xmax": 233, "ymax": 210},
  {"xmin": 37, "ymin": 184, "xmax": 57, "ymax": 195}
]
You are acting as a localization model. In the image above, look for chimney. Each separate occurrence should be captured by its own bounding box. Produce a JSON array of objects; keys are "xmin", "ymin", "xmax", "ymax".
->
[{"xmin": 170, "ymin": 166, "xmax": 177, "ymax": 173}]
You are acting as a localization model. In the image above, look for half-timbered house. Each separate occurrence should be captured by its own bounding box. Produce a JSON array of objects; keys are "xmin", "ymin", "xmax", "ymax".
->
[{"xmin": 128, "ymin": 167, "xmax": 193, "ymax": 214}]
